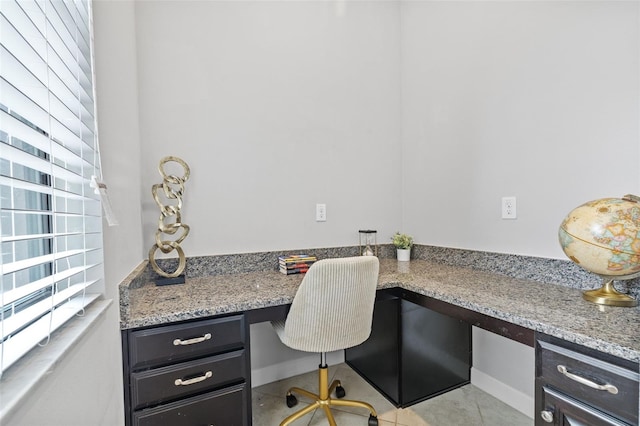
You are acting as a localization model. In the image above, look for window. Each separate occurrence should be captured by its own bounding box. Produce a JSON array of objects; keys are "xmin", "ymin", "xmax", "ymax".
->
[{"xmin": 0, "ymin": 0, "xmax": 103, "ymax": 374}]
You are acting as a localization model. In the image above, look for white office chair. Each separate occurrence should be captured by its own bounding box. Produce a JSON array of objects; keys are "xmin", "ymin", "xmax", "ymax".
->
[{"xmin": 271, "ymin": 256, "xmax": 380, "ymax": 426}]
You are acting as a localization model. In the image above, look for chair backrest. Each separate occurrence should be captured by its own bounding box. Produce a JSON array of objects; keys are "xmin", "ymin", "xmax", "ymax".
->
[{"xmin": 281, "ymin": 256, "xmax": 380, "ymax": 353}]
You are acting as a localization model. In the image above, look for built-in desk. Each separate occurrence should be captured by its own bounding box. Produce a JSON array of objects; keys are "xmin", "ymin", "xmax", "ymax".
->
[{"xmin": 119, "ymin": 258, "xmax": 640, "ymax": 425}]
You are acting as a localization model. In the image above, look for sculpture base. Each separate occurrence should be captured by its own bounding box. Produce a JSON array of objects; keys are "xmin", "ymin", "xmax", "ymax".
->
[
  {"xmin": 582, "ymin": 280, "xmax": 637, "ymax": 307},
  {"xmin": 154, "ymin": 274, "xmax": 186, "ymax": 286}
]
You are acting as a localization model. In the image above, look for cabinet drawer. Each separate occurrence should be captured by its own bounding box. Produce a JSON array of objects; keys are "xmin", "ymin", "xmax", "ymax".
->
[
  {"xmin": 129, "ymin": 315, "xmax": 245, "ymax": 370},
  {"xmin": 540, "ymin": 386, "xmax": 630, "ymax": 426},
  {"xmin": 132, "ymin": 383, "xmax": 247, "ymax": 426},
  {"xmin": 538, "ymin": 340, "xmax": 639, "ymax": 425},
  {"xmin": 131, "ymin": 349, "xmax": 246, "ymax": 410}
]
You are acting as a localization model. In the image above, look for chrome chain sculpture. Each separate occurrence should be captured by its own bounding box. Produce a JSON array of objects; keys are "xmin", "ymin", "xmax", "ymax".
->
[{"xmin": 149, "ymin": 156, "xmax": 190, "ymax": 281}]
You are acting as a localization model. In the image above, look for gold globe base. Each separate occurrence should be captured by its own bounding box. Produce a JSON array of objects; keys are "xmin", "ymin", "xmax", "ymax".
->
[{"xmin": 582, "ymin": 280, "xmax": 637, "ymax": 307}]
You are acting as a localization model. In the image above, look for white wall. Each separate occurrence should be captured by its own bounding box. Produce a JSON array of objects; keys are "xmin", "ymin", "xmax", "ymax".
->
[
  {"xmin": 3, "ymin": 1, "xmax": 144, "ymax": 425},
  {"xmin": 401, "ymin": 0, "xmax": 640, "ymax": 259},
  {"xmin": 400, "ymin": 0, "xmax": 639, "ymax": 417},
  {"xmin": 134, "ymin": 0, "xmax": 403, "ymax": 257},
  {"xmin": 95, "ymin": 0, "xmax": 145, "ymax": 302},
  {"xmin": 132, "ymin": 0, "xmax": 404, "ymax": 390},
  {"xmin": 472, "ymin": 327, "xmax": 535, "ymax": 417},
  {"xmin": 91, "ymin": 0, "xmax": 145, "ymax": 422}
]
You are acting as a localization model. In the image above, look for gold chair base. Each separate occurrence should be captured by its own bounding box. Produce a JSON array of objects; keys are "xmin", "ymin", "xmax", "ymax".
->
[
  {"xmin": 583, "ymin": 280, "xmax": 638, "ymax": 307},
  {"xmin": 280, "ymin": 365, "xmax": 378, "ymax": 426}
]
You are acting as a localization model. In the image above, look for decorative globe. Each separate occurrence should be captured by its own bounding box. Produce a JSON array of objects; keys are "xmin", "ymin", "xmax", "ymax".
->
[{"xmin": 559, "ymin": 195, "xmax": 640, "ymax": 306}]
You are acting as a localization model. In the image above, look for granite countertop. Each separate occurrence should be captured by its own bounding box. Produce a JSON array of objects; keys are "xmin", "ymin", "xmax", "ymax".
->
[{"xmin": 120, "ymin": 258, "xmax": 640, "ymax": 363}]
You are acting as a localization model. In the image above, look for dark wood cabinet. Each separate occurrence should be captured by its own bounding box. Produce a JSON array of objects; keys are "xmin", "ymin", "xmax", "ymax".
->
[
  {"xmin": 132, "ymin": 383, "xmax": 247, "ymax": 426},
  {"xmin": 345, "ymin": 290, "xmax": 401, "ymax": 403},
  {"xmin": 123, "ymin": 314, "xmax": 249, "ymax": 426},
  {"xmin": 345, "ymin": 289, "xmax": 471, "ymax": 407},
  {"xmin": 128, "ymin": 315, "xmax": 245, "ymax": 370},
  {"xmin": 539, "ymin": 386, "xmax": 629, "ymax": 426},
  {"xmin": 535, "ymin": 333, "xmax": 639, "ymax": 426}
]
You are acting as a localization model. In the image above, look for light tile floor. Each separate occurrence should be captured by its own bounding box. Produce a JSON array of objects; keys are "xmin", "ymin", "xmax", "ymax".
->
[{"xmin": 252, "ymin": 363, "xmax": 534, "ymax": 426}]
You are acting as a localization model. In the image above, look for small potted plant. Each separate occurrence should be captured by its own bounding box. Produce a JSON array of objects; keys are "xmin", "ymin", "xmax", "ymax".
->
[{"xmin": 392, "ymin": 232, "xmax": 413, "ymax": 261}]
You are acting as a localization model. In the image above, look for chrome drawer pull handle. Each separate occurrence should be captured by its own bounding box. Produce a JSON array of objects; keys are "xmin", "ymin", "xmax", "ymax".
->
[
  {"xmin": 557, "ymin": 365, "xmax": 618, "ymax": 394},
  {"xmin": 173, "ymin": 333, "xmax": 211, "ymax": 346},
  {"xmin": 174, "ymin": 370, "xmax": 213, "ymax": 386}
]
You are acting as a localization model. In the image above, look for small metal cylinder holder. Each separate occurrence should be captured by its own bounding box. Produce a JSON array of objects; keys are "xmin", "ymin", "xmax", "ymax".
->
[{"xmin": 359, "ymin": 230, "xmax": 377, "ymax": 256}]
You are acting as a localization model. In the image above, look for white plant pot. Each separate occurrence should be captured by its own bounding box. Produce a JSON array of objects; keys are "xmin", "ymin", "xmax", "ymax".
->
[{"xmin": 396, "ymin": 248, "xmax": 411, "ymax": 262}]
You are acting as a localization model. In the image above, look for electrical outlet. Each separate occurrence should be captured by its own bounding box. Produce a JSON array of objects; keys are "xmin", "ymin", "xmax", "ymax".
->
[
  {"xmin": 502, "ymin": 197, "xmax": 517, "ymax": 219},
  {"xmin": 316, "ymin": 204, "xmax": 326, "ymax": 222}
]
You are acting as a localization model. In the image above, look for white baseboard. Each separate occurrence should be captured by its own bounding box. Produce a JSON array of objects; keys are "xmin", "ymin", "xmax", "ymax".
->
[
  {"xmin": 471, "ymin": 367, "xmax": 534, "ymax": 419},
  {"xmin": 251, "ymin": 351, "xmax": 345, "ymax": 388}
]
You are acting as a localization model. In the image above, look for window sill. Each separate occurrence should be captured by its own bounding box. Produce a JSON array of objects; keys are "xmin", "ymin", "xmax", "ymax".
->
[{"xmin": 0, "ymin": 297, "xmax": 112, "ymax": 422}]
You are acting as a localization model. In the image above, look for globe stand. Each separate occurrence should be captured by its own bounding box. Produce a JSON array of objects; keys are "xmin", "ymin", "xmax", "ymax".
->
[{"xmin": 582, "ymin": 276, "xmax": 638, "ymax": 307}]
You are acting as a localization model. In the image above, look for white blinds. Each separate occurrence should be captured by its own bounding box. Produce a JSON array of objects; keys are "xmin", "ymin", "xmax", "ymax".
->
[{"xmin": 0, "ymin": 0, "xmax": 103, "ymax": 374}]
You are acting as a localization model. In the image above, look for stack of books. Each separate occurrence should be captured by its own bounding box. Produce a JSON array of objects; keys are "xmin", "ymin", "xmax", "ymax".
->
[{"xmin": 279, "ymin": 254, "xmax": 317, "ymax": 275}]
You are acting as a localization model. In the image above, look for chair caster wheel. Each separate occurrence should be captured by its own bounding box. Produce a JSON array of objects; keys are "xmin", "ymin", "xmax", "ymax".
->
[
  {"xmin": 286, "ymin": 393, "xmax": 298, "ymax": 408},
  {"xmin": 335, "ymin": 385, "xmax": 346, "ymax": 399},
  {"xmin": 368, "ymin": 414, "xmax": 378, "ymax": 426}
]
